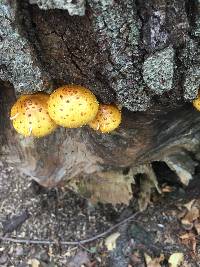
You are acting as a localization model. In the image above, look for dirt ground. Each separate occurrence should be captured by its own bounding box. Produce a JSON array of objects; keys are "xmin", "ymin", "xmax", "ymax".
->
[{"xmin": 1, "ymin": 161, "xmax": 200, "ymax": 267}]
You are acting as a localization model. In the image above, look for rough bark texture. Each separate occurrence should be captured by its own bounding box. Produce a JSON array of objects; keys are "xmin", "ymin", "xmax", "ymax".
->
[{"xmin": 1, "ymin": 0, "xmax": 200, "ymax": 201}]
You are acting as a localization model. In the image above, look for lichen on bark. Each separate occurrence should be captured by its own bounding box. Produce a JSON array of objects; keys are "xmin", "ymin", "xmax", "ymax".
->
[
  {"xmin": 88, "ymin": 0, "xmax": 150, "ymax": 111},
  {"xmin": 29, "ymin": 0, "xmax": 85, "ymax": 16},
  {"xmin": 0, "ymin": 0, "xmax": 50, "ymax": 94},
  {"xmin": 179, "ymin": 39, "xmax": 200, "ymax": 101},
  {"xmin": 143, "ymin": 47, "xmax": 175, "ymax": 94}
]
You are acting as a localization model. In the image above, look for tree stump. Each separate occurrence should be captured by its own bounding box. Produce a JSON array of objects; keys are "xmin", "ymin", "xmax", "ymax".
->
[{"xmin": 1, "ymin": 0, "xmax": 200, "ymax": 205}]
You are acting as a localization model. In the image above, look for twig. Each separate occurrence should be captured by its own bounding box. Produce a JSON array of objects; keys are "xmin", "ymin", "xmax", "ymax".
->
[{"xmin": 0, "ymin": 211, "xmax": 140, "ymax": 246}]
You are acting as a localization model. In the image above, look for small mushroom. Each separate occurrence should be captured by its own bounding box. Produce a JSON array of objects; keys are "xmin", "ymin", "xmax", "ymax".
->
[
  {"xmin": 48, "ymin": 85, "xmax": 99, "ymax": 128},
  {"xmin": 88, "ymin": 104, "xmax": 121, "ymax": 133},
  {"xmin": 193, "ymin": 93, "xmax": 200, "ymax": 111},
  {"xmin": 10, "ymin": 93, "xmax": 57, "ymax": 137}
]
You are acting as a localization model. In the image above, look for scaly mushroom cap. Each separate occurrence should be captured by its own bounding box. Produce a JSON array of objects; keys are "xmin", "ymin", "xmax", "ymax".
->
[
  {"xmin": 193, "ymin": 93, "xmax": 200, "ymax": 111},
  {"xmin": 10, "ymin": 93, "xmax": 57, "ymax": 137},
  {"xmin": 88, "ymin": 104, "xmax": 121, "ymax": 133},
  {"xmin": 48, "ymin": 85, "xmax": 99, "ymax": 128}
]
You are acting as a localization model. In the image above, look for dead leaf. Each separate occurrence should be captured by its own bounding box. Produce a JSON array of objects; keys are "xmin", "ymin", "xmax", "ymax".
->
[
  {"xmin": 144, "ymin": 253, "xmax": 164, "ymax": 267},
  {"xmin": 144, "ymin": 253, "xmax": 152, "ymax": 265},
  {"xmin": 194, "ymin": 221, "xmax": 200, "ymax": 235},
  {"xmin": 68, "ymin": 251, "xmax": 91, "ymax": 267},
  {"xmin": 168, "ymin": 252, "xmax": 184, "ymax": 267},
  {"xmin": 179, "ymin": 232, "xmax": 194, "ymax": 240},
  {"xmin": 180, "ymin": 232, "xmax": 196, "ymax": 253},
  {"xmin": 177, "ymin": 209, "xmax": 187, "ymax": 220},
  {"xmin": 181, "ymin": 206, "xmax": 199, "ymax": 229},
  {"xmin": 105, "ymin": 232, "xmax": 120, "ymax": 251},
  {"xmin": 27, "ymin": 259, "xmax": 40, "ymax": 267},
  {"xmin": 184, "ymin": 200, "xmax": 196, "ymax": 211}
]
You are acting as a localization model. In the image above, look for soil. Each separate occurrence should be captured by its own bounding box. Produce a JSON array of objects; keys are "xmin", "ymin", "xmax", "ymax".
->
[{"xmin": 1, "ymin": 160, "xmax": 200, "ymax": 267}]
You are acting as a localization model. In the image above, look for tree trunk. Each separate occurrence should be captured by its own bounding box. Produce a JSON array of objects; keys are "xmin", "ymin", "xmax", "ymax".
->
[{"xmin": 1, "ymin": 0, "xmax": 200, "ymax": 204}]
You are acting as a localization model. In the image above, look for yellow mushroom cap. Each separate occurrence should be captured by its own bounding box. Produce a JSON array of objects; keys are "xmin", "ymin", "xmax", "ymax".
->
[
  {"xmin": 193, "ymin": 93, "xmax": 200, "ymax": 111},
  {"xmin": 88, "ymin": 104, "xmax": 121, "ymax": 133},
  {"xmin": 10, "ymin": 93, "xmax": 57, "ymax": 137},
  {"xmin": 48, "ymin": 85, "xmax": 99, "ymax": 128}
]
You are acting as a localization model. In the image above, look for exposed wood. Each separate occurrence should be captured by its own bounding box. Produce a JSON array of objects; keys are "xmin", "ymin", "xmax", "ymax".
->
[{"xmin": 1, "ymin": 81, "xmax": 200, "ymax": 190}]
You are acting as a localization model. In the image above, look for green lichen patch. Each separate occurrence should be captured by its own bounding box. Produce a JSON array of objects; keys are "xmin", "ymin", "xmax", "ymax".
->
[
  {"xmin": 184, "ymin": 67, "xmax": 200, "ymax": 100},
  {"xmin": 179, "ymin": 39, "xmax": 200, "ymax": 101},
  {"xmin": 88, "ymin": 0, "xmax": 147, "ymax": 111},
  {"xmin": 143, "ymin": 47, "xmax": 175, "ymax": 94},
  {"xmin": 29, "ymin": 0, "xmax": 85, "ymax": 16},
  {"xmin": 0, "ymin": 1, "xmax": 50, "ymax": 93}
]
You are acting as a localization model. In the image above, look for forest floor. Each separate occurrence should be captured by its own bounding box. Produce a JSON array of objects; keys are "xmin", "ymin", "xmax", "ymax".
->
[{"xmin": 1, "ymin": 161, "xmax": 200, "ymax": 267}]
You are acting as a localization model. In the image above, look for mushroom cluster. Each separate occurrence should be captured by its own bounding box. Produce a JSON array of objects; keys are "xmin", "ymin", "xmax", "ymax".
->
[{"xmin": 10, "ymin": 85, "xmax": 122, "ymax": 137}]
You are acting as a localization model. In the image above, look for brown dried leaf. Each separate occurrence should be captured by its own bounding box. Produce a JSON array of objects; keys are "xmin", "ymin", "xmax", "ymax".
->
[
  {"xmin": 180, "ymin": 232, "xmax": 196, "ymax": 240},
  {"xmin": 183, "ymin": 200, "xmax": 196, "ymax": 211},
  {"xmin": 180, "ymin": 232, "xmax": 196, "ymax": 253},
  {"xmin": 181, "ymin": 206, "xmax": 199, "ymax": 229},
  {"xmin": 194, "ymin": 221, "xmax": 200, "ymax": 235},
  {"xmin": 144, "ymin": 253, "xmax": 164, "ymax": 267}
]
